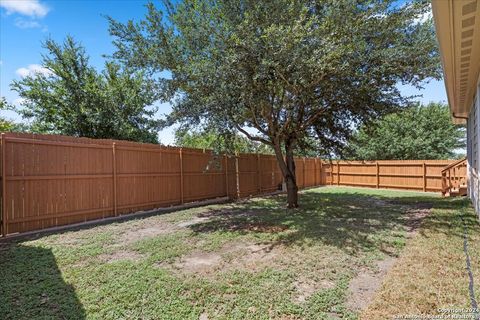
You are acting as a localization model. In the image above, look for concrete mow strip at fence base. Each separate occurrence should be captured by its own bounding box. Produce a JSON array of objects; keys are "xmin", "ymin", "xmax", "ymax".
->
[
  {"xmin": 0, "ymin": 196, "xmax": 231, "ymax": 241},
  {"xmin": 0, "ymin": 133, "xmax": 454, "ymax": 236}
]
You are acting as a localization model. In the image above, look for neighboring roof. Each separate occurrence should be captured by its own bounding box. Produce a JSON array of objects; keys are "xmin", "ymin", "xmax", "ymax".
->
[{"xmin": 431, "ymin": 0, "xmax": 480, "ymax": 124}]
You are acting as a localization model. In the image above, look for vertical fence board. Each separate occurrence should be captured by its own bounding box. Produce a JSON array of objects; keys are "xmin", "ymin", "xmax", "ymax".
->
[
  {"xmin": 179, "ymin": 148, "xmax": 184, "ymax": 204},
  {"xmin": 1, "ymin": 134, "xmax": 6, "ymax": 237},
  {"xmin": 112, "ymin": 143, "xmax": 117, "ymax": 216}
]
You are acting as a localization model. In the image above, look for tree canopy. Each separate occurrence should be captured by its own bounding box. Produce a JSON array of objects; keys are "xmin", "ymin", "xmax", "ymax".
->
[
  {"xmin": 346, "ymin": 102, "xmax": 465, "ymax": 160},
  {"xmin": 109, "ymin": 0, "xmax": 441, "ymax": 207},
  {"xmin": 174, "ymin": 128, "xmax": 273, "ymax": 154},
  {"xmin": 0, "ymin": 97, "xmax": 30, "ymax": 133},
  {"xmin": 11, "ymin": 36, "xmax": 161, "ymax": 143}
]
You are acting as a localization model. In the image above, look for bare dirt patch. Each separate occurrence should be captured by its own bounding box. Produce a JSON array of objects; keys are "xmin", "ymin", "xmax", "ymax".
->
[
  {"xmin": 404, "ymin": 205, "xmax": 431, "ymax": 236},
  {"xmin": 116, "ymin": 222, "xmax": 178, "ymax": 245},
  {"xmin": 293, "ymin": 277, "xmax": 335, "ymax": 303},
  {"xmin": 177, "ymin": 216, "xmax": 211, "ymax": 228},
  {"xmin": 346, "ymin": 203, "xmax": 431, "ymax": 312},
  {"xmin": 168, "ymin": 241, "xmax": 280, "ymax": 275},
  {"xmin": 233, "ymin": 243, "xmax": 279, "ymax": 270},
  {"xmin": 347, "ymin": 257, "xmax": 396, "ymax": 312},
  {"xmin": 174, "ymin": 251, "xmax": 223, "ymax": 273},
  {"xmin": 97, "ymin": 250, "xmax": 145, "ymax": 263}
]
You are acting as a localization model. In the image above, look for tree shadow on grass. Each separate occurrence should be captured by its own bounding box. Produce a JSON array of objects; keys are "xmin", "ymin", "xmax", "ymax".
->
[
  {"xmin": 188, "ymin": 189, "xmax": 471, "ymax": 256},
  {"xmin": 411, "ymin": 197, "xmax": 476, "ymax": 239},
  {"xmin": 0, "ymin": 243, "xmax": 86, "ymax": 319}
]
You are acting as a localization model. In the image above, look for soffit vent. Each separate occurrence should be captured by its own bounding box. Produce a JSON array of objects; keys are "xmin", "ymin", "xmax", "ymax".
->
[{"xmin": 456, "ymin": 0, "xmax": 478, "ymax": 115}]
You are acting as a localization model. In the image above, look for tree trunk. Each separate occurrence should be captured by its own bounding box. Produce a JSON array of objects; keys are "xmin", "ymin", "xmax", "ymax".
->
[
  {"xmin": 285, "ymin": 172, "xmax": 299, "ymax": 208},
  {"xmin": 273, "ymin": 139, "xmax": 299, "ymax": 208}
]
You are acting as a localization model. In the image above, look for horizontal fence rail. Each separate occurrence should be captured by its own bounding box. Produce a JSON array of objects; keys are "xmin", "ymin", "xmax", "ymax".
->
[
  {"xmin": 324, "ymin": 160, "xmax": 453, "ymax": 192},
  {"xmin": 0, "ymin": 132, "xmax": 458, "ymax": 236}
]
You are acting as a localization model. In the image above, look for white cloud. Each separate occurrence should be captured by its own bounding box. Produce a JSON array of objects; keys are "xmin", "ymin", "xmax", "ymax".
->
[
  {"xmin": 13, "ymin": 98, "xmax": 26, "ymax": 106},
  {"xmin": 0, "ymin": 0, "xmax": 49, "ymax": 18},
  {"xmin": 14, "ymin": 17, "xmax": 41, "ymax": 29},
  {"xmin": 413, "ymin": 3, "xmax": 433, "ymax": 24},
  {"xmin": 415, "ymin": 11, "xmax": 432, "ymax": 24},
  {"xmin": 16, "ymin": 64, "xmax": 52, "ymax": 78}
]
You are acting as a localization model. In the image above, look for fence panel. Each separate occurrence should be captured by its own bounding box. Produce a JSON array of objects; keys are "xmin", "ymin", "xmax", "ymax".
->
[
  {"xmin": 115, "ymin": 144, "xmax": 181, "ymax": 214},
  {"xmin": 320, "ymin": 161, "xmax": 332, "ymax": 185},
  {"xmin": 304, "ymin": 158, "xmax": 316, "ymax": 187},
  {"xmin": 263, "ymin": 155, "xmax": 283, "ymax": 193},
  {"xmin": 294, "ymin": 158, "xmax": 305, "ymax": 188},
  {"xmin": 226, "ymin": 155, "xmax": 238, "ymax": 198},
  {"xmin": 3, "ymin": 135, "xmax": 115, "ymax": 234},
  {"xmin": 378, "ymin": 161, "xmax": 423, "ymax": 191},
  {"xmin": 330, "ymin": 160, "xmax": 453, "ymax": 192},
  {"xmin": 338, "ymin": 161, "xmax": 377, "ymax": 187},
  {"xmin": 182, "ymin": 149, "xmax": 226, "ymax": 202},
  {"xmin": 237, "ymin": 153, "xmax": 260, "ymax": 197}
]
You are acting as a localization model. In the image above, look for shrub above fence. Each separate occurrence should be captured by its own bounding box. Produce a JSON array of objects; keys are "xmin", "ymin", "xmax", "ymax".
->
[{"xmin": 0, "ymin": 133, "xmax": 457, "ymax": 236}]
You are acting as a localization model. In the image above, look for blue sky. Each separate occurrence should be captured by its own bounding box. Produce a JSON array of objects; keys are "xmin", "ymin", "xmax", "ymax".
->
[{"xmin": 0, "ymin": 0, "xmax": 448, "ymax": 145}]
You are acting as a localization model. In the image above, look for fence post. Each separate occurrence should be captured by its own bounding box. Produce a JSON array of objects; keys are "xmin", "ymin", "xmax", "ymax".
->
[
  {"xmin": 235, "ymin": 153, "xmax": 240, "ymax": 199},
  {"xmin": 112, "ymin": 142, "xmax": 118, "ymax": 217},
  {"xmin": 330, "ymin": 161, "xmax": 333, "ymax": 185},
  {"xmin": 376, "ymin": 161, "xmax": 379, "ymax": 189},
  {"xmin": 257, "ymin": 153, "xmax": 261, "ymax": 193},
  {"xmin": 224, "ymin": 154, "xmax": 229, "ymax": 199},
  {"xmin": 337, "ymin": 161, "xmax": 340, "ymax": 186},
  {"xmin": 303, "ymin": 157, "xmax": 306, "ymax": 188},
  {"xmin": 423, "ymin": 161, "xmax": 426, "ymax": 192},
  {"xmin": 179, "ymin": 148, "xmax": 184, "ymax": 204},
  {"xmin": 319, "ymin": 160, "xmax": 323, "ymax": 185},
  {"xmin": 1, "ymin": 133, "xmax": 6, "ymax": 237},
  {"xmin": 314, "ymin": 158, "xmax": 317, "ymax": 186}
]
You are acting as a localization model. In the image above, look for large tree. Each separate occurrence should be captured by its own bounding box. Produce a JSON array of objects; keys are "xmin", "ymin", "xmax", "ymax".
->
[
  {"xmin": 109, "ymin": 0, "xmax": 441, "ymax": 207},
  {"xmin": 346, "ymin": 102, "xmax": 465, "ymax": 160},
  {"xmin": 11, "ymin": 36, "xmax": 161, "ymax": 143}
]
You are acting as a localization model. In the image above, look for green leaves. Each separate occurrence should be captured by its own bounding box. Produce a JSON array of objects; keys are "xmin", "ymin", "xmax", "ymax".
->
[
  {"xmin": 347, "ymin": 103, "xmax": 466, "ymax": 160},
  {"xmin": 174, "ymin": 128, "xmax": 274, "ymax": 154},
  {"xmin": 11, "ymin": 36, "xmax": 161, "ymax": 143},
  {"xmin": 0, "ymin": 97, "xmax": 29, "ymax": 133}
]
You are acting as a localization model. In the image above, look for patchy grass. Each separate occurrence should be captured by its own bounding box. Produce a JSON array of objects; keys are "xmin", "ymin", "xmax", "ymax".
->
[
  {"xmin": 361, "ymin": 196, "xmax": 479, "ymax": 319},
  {"xmin": 0, "ymin": 186, "xmax": 476, "ymax": 319}
]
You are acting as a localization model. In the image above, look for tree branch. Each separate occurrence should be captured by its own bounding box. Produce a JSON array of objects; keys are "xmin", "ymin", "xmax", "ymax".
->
[{"xmin": 235, "ymin": 124, "xmax": 272, "ymax": 145}]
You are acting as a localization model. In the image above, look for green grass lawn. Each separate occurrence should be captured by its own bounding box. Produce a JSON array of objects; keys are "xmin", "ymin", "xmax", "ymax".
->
[{"xmin": 0, "ymin": 186, "xmax": 477, "ymax": 320}]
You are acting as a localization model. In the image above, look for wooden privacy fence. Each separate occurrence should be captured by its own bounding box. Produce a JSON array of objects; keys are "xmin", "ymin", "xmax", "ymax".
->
[
  {"xmin": 0, "ymin": 133, "xmax": 316, "ymax": 236},
  {"xmin": 0, "ymin": 133, "xmax": 457, "ymax": 236},
  {"xmin": 322, "ymin": 160, "xmax": 453, "ymax": 192}
]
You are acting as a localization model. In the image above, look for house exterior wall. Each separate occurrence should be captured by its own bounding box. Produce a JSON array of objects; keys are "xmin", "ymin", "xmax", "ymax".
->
[
  {"xmin": 431, "ymin": 0, "xmax": 480, "ymax": 214},
  {"xmin": 468, "ymin": 77, "xmax": 480, "ymax": 214}
]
